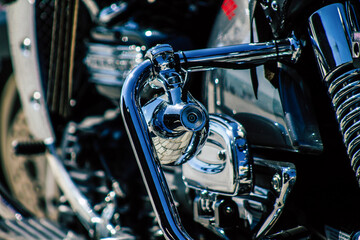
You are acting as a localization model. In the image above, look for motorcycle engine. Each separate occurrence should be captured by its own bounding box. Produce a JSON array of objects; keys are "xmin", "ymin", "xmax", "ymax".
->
[{"xmin": 84, "ymin": 23, "xmax": 193, "ymax": 103}]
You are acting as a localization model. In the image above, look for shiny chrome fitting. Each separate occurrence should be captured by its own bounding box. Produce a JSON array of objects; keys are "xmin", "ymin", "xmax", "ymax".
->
[
  {"xmin": 145, "ymin": 44, "xmax": 177, "ymax": 72},
  {"xmin": 183, "ymin": 114, "xmax": 252, "ymax": 195},
  {"xmin": 141, "ymin": 44, "xmax": 209, "ymax": 165},
  {"xmin": 142, "ymin": 74, "xmax": 209, "ymax": 165}
]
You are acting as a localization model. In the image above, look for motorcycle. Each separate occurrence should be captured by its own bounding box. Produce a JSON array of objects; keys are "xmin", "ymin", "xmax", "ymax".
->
[{"xmin": 0, "ymin": 0, "xmax": 360, "ymax": 239}]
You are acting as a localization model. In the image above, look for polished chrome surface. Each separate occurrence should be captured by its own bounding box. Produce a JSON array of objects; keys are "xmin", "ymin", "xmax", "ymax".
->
[
  {"xmin": 326, "ymin": 67, "xmax": 360, "ymax": 180},
  {"xmin": 182, "ymin": 114, "xmax": 252, "ymax": 195},
  {"xmin": 191, "ymin": 157, "xmax": 296, "ymax": 239},
  {"xmin": 179, "ymin": 35, "xmax": 301, "ymax": 72},
  {"xmin": 308, "ymin": 3, "xmax": 353, "ymax": 80},
  {"xmin": 121, "ymin": 60, "xmax": 193, "ymax": 240},
  {"xmin": 98, "ymin": 1, "xmax": 128, "ymax": 25},
  {"xmin": 82, "ymin": 0, "xmax": 129, "ymax": 25},
  {"xmin": 254, "ymin": 158, "xmax": 296, "ymax": 239},
  {"xmin": 143, "ymin": 44, "xmax": 209, "ymax": 165},
  {"xmin": 121, "ymin": 34, "xmax": 304, "ymax": 238},
  {"xmin": 81, "ymin": 0, "xmax": 99, "ymax": 22},
  {"xmin": 142, "ymin": 90, "xmax": 209, "ymax": 165},
  {"xmin": 309, "ymin": 3, "xmax": 360, "ymax": 183},
  {"xmin": 84, "ymin": 43, "xmax": 143, "ymax": 87}
]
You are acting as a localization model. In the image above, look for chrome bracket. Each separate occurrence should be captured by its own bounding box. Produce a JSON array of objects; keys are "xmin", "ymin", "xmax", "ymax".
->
[
  {"xmin": 142, "ymin": 44, "xmax": 209, "ymax": 165},
  {"xmin": 182, "ymin": 114, "xmax": 252, "ymax": 195},
  {"xmin": 190, "ymin": 158, "xmax": 296, "ymax": 239}
]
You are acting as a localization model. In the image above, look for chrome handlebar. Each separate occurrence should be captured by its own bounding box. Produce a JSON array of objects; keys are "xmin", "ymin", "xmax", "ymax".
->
[{"xmin": 121, "ymin": 59, "xmax": 192, "ymax": 239}]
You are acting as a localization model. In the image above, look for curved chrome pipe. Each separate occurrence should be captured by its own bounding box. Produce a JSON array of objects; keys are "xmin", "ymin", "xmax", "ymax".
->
[
  {"xmin": 121, "ymin": 37, "xmax": 302, "ymax": 239},
  {"xmin": 120, "ymin": 60, "xmax": 192, "ymax": 240}
]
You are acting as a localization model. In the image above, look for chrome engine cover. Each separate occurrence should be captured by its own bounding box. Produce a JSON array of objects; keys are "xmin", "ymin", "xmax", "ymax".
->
[
  {"xmin": 182, "ymin": 114, "xmax": 296, "ymax": 239},
  {"xmin": 183, "ymin": 114, "xmax": 252, "ymax": 195}
]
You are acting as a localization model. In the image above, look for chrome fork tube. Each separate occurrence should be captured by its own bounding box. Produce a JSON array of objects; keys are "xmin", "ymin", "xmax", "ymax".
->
[
  {"xmin": 120, "ymin": 60, "xmax": 192, "ymax": 240},
  {"xmin": 308, "ymin": 3, "xmax": 354, "ymax": 81},
  {"xmin": 309, "ymin": 3, "xmax": 360, "ymax": 184}
]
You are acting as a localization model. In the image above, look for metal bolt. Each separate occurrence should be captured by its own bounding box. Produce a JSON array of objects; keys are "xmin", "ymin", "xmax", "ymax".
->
[
  {"xmin": 271, "ymin": 0, "xmax": 278, "ymax": 11},
  {"xmin": 236, "ymin": 138, "xmax": 246, "ymax": 151},
  {"xmin": 217, "ymin": 149, "xmax": 226, "ymax": 161},
  {"xmin": 271, "ymin": 173, "xmax": 282, "ymax": 193},
  {"xmin": 225, "ymin": 206, "xmax": 233, "ymax": 214},
  {"xmin": 70, "ymin": 99, "xmax": 77, "ymax": 107},
  {"xmin": 30, "ymin": 91, "xmax": 41, "ymax": 110},
  {"xmin": 67, "ymin": 124, "xmax": 77, "ymax": 134},
  {"xmin": 20, "ymin": 37, "xmax": 31, "ymax": 56},
  {"xmin": 15, "ymin": 213, "xmax": 23, "ymax": 221},
  {"xmin": 187, "ymin": 113, "xmax": 198, "ymax": 123},
  {"xmin": 33, "ymin": 91, "xmax": 41, "ymax": 100}
]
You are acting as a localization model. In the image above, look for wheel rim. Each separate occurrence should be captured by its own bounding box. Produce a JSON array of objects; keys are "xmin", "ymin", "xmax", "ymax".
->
[{"xmin": 0, "ymin": 75, "xmax": 59, "ymax": 220}]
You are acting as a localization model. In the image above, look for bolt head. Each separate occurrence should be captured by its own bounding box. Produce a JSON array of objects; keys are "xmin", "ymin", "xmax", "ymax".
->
[
  {"xmin": 225, "ymin": 206, "xmax": 233, "ymax": 214},
  {"xmin": 271, "ymin": 173, "xmax": 282, "ymax": 193},
  {"xmin": 271, "ymin": 0, "xmax": 278, "ymax": 11},
  {"xmin": 217, "ymin": 150, "xmax": 226, "ymax": 161}
]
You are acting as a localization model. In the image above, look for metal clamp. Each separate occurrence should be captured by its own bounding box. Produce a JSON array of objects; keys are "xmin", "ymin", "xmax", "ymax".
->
[{"xmin": 143, "ymin": 45, "xmax": 209, "ymax": 165}]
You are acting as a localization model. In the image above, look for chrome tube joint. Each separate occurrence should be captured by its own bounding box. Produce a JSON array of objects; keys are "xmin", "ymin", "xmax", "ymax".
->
[{"xmin": 121, "ymin": 59, "xmax": 192, "ymax": 239}]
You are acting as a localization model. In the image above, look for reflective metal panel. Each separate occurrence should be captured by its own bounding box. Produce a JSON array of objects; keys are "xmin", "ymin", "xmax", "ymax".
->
[
  {"xmin": 308, "ymin": 3, "xmax": 353, "ymax": 80},
  {"xmin": 182, "ymin": 114, "xmax": 252, "ymax": 195}
]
